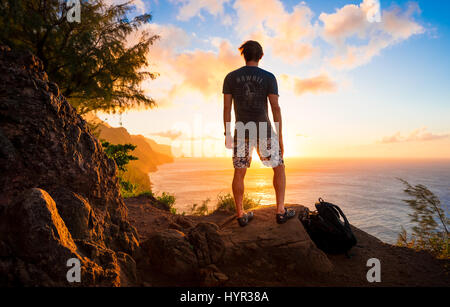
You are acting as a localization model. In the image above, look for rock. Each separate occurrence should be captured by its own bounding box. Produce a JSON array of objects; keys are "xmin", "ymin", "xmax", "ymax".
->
[
  {"xmin": 0, "ymin": 46, "xmax": 138, "ymax": 286},
  {"xmin": 175, "ymin": 215, "xmax": 194, "ymax": 229},
  {"xmin": 0, "ymin": 188, "xmax": 120, "ymax": 286},
  {"xmin": 199, "ymin": 264, "xmax": 229, "ymax": 286},
  {"xmin": 218, "ymin": 205, "xmax": 333, "ymax": 283},
  {"xmin": 0, "ymin": 45, "xmax": 138, "ymax": 254},
  {"xmin": 140, "ymin": 229, "xmax": 197, "ymax": 280},
  {"xmin": 154, "ymin": 215, "xmax": 170, "ymax": 226},
  {"xmin": 187, "ymin": 222, "xmax": 225, "ymax": 267},
  {"xmin": 168, "ymin": 222, "xmax": 183, "ymax": 231},
  {"xmin": 50, "ymin": 189, "xmax": 103, "ymax": 243},
  {"xmin": 0, "ymin": 189, "xmax": 77, "ymax": 262},
  {"xmin": 116, "ymin": 252, "xmax": 137, "ymax": 286}
]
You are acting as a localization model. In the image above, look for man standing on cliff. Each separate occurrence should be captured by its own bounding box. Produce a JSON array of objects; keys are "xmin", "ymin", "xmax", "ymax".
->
[{"xmin": 223, "ymin": 40, "xmax": 295, "ymax": 227}]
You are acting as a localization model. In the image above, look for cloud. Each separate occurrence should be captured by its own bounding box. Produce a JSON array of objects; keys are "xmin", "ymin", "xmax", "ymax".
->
[
  {"xmin": 281, "ymin": 73, "xmax": 337, "ymax": 96},
  {"xmin": 172, "ymin": 0, "xmax": 231, "ymax": 23},
  {"xmin": 131, "ymin": 1, "xmax": 425, "ymax": 107},
  {"xmin": 379, "ymin": 128, "xmax": 449, "ymax": 144},
  {"xmin": 171, "ymin": 40, "xmax": 242, "ymax": 97},
  {"xmin": 320, "ymin": 0, "xmax": 373, "ymax": 42},
  {"xmin": 319, "ymin": 0, "xmax": 424, "ymax": 69},
  {"xmin": 140, "ymin": 23, "xmax": 241, "ymax": 106},
  {"xmin": 233, "ymin": 0, "xmax": 316, "ymax": 63}
]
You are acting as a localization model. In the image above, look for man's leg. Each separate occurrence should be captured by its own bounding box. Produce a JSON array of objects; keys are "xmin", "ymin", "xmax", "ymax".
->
[
  {"xmin": 232, "ymin": 168, "xmax": 247, "ymax": 218},
  {"xmin": 273, "ymin": 164, "xmax": 286, "ymax": 214}
]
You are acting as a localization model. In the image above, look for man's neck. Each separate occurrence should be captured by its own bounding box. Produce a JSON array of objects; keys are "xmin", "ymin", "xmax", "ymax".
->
[{"xmin": 245, "ymin": 61, "xmax": 259, "ymax": 67}]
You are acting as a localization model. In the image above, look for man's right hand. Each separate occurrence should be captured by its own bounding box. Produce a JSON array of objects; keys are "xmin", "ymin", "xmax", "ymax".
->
[{"xmin": 225, "ymin": 134, "xmax": 233, "ymax": 149}]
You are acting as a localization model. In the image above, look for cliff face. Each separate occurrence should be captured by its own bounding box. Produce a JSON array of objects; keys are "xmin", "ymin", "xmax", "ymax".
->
[
  {"xmin": 0, "ymin": 46, "xmax": 138, "ymax": 286},
  {"xmin": 95, "ymin": 121, "xmax": 173, "ymax": 191}
]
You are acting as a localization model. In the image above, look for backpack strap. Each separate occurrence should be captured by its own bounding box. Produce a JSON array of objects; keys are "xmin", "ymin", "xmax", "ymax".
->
[
  {"xmin": 330, "ymin": 204, "xmax": 350, "ymax": 228},
  {"xmin": 317, "ymin": 198, "xmax": 351, "ymax": 228}
]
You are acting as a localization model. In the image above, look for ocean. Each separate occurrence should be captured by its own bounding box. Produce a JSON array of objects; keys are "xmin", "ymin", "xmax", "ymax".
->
[{"xmin": 150, "ymin": 157, "xmax": 450, "ymax": 244}]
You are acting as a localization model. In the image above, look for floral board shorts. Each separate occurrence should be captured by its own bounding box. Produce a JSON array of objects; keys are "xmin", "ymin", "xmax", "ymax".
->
[{"xmin": 232, "ymin": 137, "xmax": 284, "ymax": 169}]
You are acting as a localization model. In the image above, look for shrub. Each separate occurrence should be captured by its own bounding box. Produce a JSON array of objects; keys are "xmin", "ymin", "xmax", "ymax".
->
[
  {"xmin": 101, "ymin": 140, "xmax": 141, "ymax": 198},
  {"xmin": 137, "ymin": 190, "xmax": 154, "ymax": 197},
  {"xmin": 119, "ymin": 178, "xmax": 139, "ymax": 198},
  {"xmin": 101, "ymin": 141, "xmax": 138, "ymax": 172},
  {"xmin": 122, "ymin": 189, "xmax": 154, "ymax": 198},
  {"xmin": 216, "ymin": 193, "xmax": 260, "ymax": 213},
  {"xmin": 397, "ymin": 179, "xmax": 449, "ymax": 259},
  {"xmin": 190, "ymin": 199, "xmax": 211, "ymax": 216},
  {"xmin": 156, "ymin": 192, "xmax": 177, "ymax": 214}
]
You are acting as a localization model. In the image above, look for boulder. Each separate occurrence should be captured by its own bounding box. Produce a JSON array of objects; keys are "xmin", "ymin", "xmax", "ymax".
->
[
  {"xmin": 50, "ymin": 189, "xmax": 103, "ymax": 243},
  {"xmin": 174, "ymin": 215, "xmax": 194, "ymax": 229},
  {"xmin": 0, "ymin": 46, "xmax": 139, "ymax": 286},
  {"xmin": 0, "ymin": 189, "xmax": 121, "ymax": 286},
  {"xmin": 187, "ymin": 222, "xmax": 225, "ymax": 267},
  {"xmin": 199, "ymin": 264, "xmax": 229, "ymax": 287},
  {"xmin": 217, "ymin": 205, "xmax": 333, "ymax": 284},
  {"xmin": 140, "ymin": 229, "xmax": 197, "ymax": 280}
]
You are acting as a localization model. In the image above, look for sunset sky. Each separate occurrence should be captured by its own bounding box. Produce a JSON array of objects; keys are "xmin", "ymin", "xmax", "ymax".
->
[{"xmin": 98, "ymin": 0, "xmax": 450, "ymax": 159}]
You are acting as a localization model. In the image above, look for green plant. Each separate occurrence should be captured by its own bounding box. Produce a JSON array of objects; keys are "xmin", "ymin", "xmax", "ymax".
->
[
  {"xmin": 137, "ymin": 190, "xmax": 154, "ymax": 197},
  {"xmin": 101, "ymin": 140, "xmax": 141, "ymax": 197},
  {"xmin": 190, "ymin": 199, "xmax": 211, "ymax": 216},
  {"xmin": 119, "ymin": 178, "xmax": 139, "ymax": 198},
  {"xmin": 216, "ymin": 193, "xmax": 261, "ymax": 213},
  {"xmin": 101, "ymin": 141, "xmax": 138, "ymax": 172},
  {"xmin": 156, "ymin": 192, "xmax": 177, "ymax": 214},
  {"xmin": 121, "ymin": 189, "xmax": 154, "ymax": 198},
  {"xmin": 397, "ymin": 179, "xmax": 449, "ymax": 259}
]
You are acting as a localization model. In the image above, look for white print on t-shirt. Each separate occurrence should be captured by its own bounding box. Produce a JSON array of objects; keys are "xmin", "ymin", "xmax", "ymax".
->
[{"xmin": 236, "ymin": 75, "xmax": 263, "ymax": 84}]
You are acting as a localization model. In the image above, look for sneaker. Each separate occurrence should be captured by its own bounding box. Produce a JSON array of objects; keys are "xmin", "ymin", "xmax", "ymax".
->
[
  {"xmin": 237, "ymin": 212, "xmax": 254, "ymax": 227},
  {"xmin": 276, "ymin": 208, "xmax": 296, "ymax": 224}
]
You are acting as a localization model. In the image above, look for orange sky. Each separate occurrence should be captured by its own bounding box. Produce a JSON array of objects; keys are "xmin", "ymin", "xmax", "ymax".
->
[{"xmin": 98, "ymin": 0, "xmax": 450, "ymax": 159}]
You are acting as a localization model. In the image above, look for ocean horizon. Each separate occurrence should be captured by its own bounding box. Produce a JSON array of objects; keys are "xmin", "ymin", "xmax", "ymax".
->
[{"xmin": 150, "ymin": 157, "xmax": 450, "ymax": 244}]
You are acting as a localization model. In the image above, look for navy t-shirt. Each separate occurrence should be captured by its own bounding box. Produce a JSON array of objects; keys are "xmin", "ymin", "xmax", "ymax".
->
[{"xmin": 223, "ymin": 66, "xmax": 278, "ymax": 132}]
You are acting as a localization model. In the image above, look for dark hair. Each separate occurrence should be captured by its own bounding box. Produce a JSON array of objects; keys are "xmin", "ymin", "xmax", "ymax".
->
[{"xmin": 239, "ymin": 40, "xmax": 263, "ymax": 62}]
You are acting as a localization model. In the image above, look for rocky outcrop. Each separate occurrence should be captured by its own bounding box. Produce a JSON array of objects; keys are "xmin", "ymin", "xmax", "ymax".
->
[
  {"xmin": 140, "ymin": 229, "xmax": 197, "ymax": 279},
  {"xmin": 217, "ymin": 205, "xmax": 333, "ymax": 284},
  {"xmin": 187, "ymin": 223, "xmax": 225, "ymax": 267},
  {"xmin": 0, "ymin": 189, "xmax": 124, "ymax": 286},
  {"xmin": 0, "ymin": 46, "xmax": 138, "ymax": 286},
  {"xmin": 127, "ymin": 198, "xmax": 333, "ymax": 286}
]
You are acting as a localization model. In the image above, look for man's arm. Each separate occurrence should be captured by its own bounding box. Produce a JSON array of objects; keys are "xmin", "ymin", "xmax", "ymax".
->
[
  {"xmin": 268, "ymin": 94, "xmax": 283, "ymax": 156},
  {"xmin": 223, "ymin": 94, "xmax": 233, "ymax": 148}
]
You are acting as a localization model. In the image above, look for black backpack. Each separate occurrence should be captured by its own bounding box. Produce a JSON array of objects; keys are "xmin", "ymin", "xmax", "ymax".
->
[{"xmin": 299, "ymin": 198, "xmax": 357, "ymax": 255}]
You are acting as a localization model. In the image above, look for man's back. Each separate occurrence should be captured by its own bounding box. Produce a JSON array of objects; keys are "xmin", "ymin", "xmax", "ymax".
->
[{"xmin": 223, "ymin": 66, "xmax": 278, "ymax": 127}]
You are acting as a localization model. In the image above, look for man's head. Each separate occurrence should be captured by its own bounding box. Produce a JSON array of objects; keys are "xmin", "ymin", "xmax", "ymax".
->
[{"xmin": 239, "ymin": 40, "xmax": 263, "ymax": 63}]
